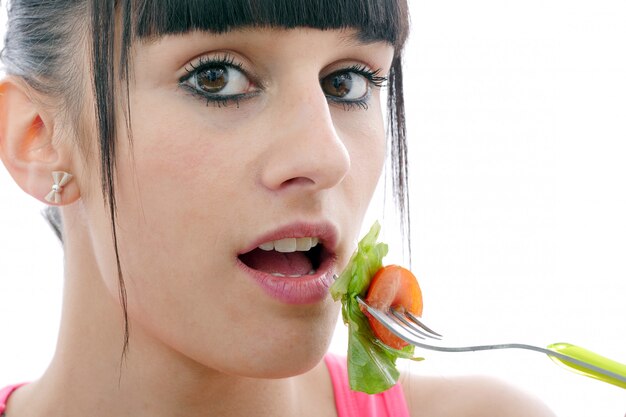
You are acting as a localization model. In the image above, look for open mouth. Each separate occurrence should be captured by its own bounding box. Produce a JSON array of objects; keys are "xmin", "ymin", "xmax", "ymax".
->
[{"xmin": 238, "ymin": 237, "xmax": 327, "ymax": 278}]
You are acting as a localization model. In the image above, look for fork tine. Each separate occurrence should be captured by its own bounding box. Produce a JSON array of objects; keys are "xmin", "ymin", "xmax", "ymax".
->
[
  {"xmin": 357, "ymin": 297, "xmax": 421, "ymax": 344},
  {"xmin": 390, "ymin": 309, "xmax": 434, "ymax": 340},
  {"xmin": 405, "ymin": 311, "xmax": 443, "ymax": 339},
  {"xmin": 387, "ymin": 309, "xmax": 426, "ymax": 339},
  {"xmin": 356, "ymin": 297, "xmax": 440, "ymax": 343}
]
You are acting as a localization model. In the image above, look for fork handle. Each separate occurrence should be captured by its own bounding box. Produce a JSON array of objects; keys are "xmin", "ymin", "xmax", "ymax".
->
[{"xmin": 546, "ymin": 343, "xmax": 626, "ymax": 389}]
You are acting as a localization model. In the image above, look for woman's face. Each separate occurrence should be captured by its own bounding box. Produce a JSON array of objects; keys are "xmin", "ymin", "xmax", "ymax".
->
[{"xmin": 75, "ymin": 27, "xmax": 394, "ymax": 377}]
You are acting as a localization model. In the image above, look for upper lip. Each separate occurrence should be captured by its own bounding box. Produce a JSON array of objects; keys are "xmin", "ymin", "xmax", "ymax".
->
[{"xmin": 238, "ymin": 221, "xmax": 339, "ymax": 256}]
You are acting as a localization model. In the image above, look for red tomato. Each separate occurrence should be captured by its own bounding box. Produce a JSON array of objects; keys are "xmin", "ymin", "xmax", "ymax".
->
[{"xmin": 362, "ymin": 265, "xmax": 423, "ymax": 350}]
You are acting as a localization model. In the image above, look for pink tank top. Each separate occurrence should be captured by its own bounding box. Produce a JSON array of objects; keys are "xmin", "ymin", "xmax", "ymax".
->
[
  {"xmin": 0, "ymin": 383, "xmax": 27, "ymax": 416},
  {"xmin": 324, "ymin": 354, "xmax": 410, "ymax": 417},
  {"xmin": 0, "ymin": 356, "xmax": 410, "ymax": 416}
]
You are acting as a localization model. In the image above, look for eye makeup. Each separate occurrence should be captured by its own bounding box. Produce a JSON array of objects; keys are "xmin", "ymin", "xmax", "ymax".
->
[{"xmin": 178, "ymin": 52, "xmax": 388, "ymax": 110}]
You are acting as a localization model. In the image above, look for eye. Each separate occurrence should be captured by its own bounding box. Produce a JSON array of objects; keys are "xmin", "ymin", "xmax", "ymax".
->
[
  {"xmin": 320, "ymin": 65, "xmax": 387, "ymax": 110},
  {"xmin": 321, "ymin": 71, "xmax": 369, "ymax": 101},
  {"xmin": 184, "ymin": 63, "xmax": 252, "ymax": 96},
  {"xmin": 179, "ymin": 54, "xmax": 261, "ymax": 107}
]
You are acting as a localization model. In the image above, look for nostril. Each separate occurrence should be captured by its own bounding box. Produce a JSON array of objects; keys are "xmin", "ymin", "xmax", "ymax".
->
[{"xmin": 280, "ymin": 177, "xmax": 316, "ymax": 188}]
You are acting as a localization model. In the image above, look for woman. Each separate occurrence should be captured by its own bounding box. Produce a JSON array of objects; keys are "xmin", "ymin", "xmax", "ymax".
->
[{"xmin": 0, "ymin": 1, "xmax": 555, "ymax": 415}]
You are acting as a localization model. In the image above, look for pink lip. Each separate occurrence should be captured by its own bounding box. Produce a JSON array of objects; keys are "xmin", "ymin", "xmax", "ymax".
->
[
  {"xmin": 239, "ymin": 222, "xmax": 338, "ymax": 255},
  {"xmin": 237, "ymin": 222, "xmax": 339, "ymax": 304}
]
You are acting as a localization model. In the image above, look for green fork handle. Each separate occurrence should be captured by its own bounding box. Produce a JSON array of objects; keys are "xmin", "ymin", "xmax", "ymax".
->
[{"xmin": 547, "ymin": 343, "xmax": 626, "ymax": 389}]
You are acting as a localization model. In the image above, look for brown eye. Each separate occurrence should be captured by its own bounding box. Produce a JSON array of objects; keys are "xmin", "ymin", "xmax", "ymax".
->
[
  {"xmin": 197, "ymin": 66, "xmax": 228, "ymax": 93},
  {"xmin": 184, "ymin": 63, "xmax": 251, "ymax": 96},
  {"xmin": 321, "ymin": 71, "xmax": 369, "ymax": 100}
]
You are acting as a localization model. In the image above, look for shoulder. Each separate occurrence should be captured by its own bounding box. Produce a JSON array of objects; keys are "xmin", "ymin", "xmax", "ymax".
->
[{"xmin": 399, "ymin": 372, "xmax": 556, "ymax": 417}]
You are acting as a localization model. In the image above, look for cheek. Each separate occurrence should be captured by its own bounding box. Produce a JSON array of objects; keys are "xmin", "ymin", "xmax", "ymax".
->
[
  {"xmin": 120, "ymin": 92, "xmax": 249, "ymax": 223},
  {"xmin": 331, "ymin": 106, "xmax": 387, "ymax": 264},
  {"xmin": 98, "ymin": 92, "xmax": 271, "ymax": 336},
  {"xmin": 340, "ymin": 107, "xmax": 387, "ymax": 193},
  {"xmin": 114, "ymin": 104, "xmax": 232, "ymax": 250},
  {"xmin": 132, "ymin": 113, "xmax": 222, "ymax": 184}
]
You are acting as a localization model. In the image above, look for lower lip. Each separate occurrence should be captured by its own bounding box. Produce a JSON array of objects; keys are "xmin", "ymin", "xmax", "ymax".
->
[{"xmin": 236, "ymin": 255, "xmax": 336, "ymax": 304}]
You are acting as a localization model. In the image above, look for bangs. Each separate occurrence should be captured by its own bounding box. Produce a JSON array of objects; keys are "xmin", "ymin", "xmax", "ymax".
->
[{"xmin": 132, "ymin": 0, "xmax": 409, "ymax": 50}]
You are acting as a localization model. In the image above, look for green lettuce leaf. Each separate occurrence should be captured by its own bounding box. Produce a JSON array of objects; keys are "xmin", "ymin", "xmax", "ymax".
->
[{"xmin": 330, "ymin": 221, "xmax": 421, "ymax": 394}]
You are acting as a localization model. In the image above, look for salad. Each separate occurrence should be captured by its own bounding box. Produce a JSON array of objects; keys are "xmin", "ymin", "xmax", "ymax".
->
[{"xmin": 330, "ymin": 221, "xmax": 423, "ymax": 394}]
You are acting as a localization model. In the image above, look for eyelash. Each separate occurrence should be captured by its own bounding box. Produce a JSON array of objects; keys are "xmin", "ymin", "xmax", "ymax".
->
[{"xmin": 179, "ymin": 54, "xmax": 388, "ymax": 110}]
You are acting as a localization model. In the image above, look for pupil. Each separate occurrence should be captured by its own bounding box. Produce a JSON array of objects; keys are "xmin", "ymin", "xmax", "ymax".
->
[{"xmin": 198, "ymin": 66, "xmax": 228, "ymax": 92}]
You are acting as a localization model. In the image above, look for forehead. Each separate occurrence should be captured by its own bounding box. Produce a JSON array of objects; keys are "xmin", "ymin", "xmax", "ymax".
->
[{"xmin": 131, "ymin": 0, "xmax": 408, "ymax": 49}]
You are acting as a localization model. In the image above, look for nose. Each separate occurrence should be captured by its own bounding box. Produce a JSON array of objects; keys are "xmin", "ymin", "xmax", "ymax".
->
[{"xmin": 259, "ymin": 81, "xmax": 351, "ymax": 193}]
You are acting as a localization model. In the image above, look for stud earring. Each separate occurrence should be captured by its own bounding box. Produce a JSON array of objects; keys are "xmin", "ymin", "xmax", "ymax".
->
[{"xmin": 44, "ymin": 171, "xmax": 73, "ymax": 204}]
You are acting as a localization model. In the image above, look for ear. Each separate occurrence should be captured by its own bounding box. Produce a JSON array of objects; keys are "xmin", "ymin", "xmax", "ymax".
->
[{"xmin": 0, "ymin": 76, "xmax": 80, "ymax": 205}]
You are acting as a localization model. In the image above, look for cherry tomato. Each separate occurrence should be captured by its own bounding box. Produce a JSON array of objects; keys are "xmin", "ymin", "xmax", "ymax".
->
[{"xmin": 362, "ymin": 265, "xmax": 423, "ymax": 350}]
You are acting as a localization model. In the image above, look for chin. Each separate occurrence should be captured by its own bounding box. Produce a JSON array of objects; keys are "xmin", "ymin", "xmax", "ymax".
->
[
  {"xmin": 211, "ymin": 312, "xmax": 338, "ymax": 379},
  {"xmin": 242, "ymin": 344, "xmax": 331, "ymax": 379}
]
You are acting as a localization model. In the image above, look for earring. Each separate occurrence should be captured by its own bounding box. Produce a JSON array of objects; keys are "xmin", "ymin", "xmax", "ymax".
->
[{"xmin": 44, "ymin": 171, "xmax": 73, "ymax": 204}]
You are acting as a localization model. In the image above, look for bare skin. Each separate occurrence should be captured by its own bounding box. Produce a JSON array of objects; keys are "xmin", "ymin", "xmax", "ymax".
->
[{"xmin": 0, "ymin": 27, "xmax": 555, "ymax": 417}]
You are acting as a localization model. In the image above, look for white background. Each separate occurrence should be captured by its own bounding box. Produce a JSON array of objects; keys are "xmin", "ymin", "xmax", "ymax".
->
[{"xmin": 1, "ymin": 1, "xmax": 625, "ymax": 416}]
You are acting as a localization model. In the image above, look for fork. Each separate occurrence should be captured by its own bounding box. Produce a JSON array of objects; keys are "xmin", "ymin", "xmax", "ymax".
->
[{"xmin": 356, "ymin": 297, "xmax": 626, "ymax": 389}]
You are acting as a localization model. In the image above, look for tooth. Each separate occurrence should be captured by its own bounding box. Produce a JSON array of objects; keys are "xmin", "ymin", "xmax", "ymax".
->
[
  {"xmin": 259, "ymin": 242, "xmax": 274, "ymax": 251},
  {"xmin": 311, "ymin": 237, "xmax": 319, "ymax": 247},
  {"xmin": 288, "ymin": 274, "xmax": 303, "ymax": 278},
  {"xmin": 308, "ymin": 270, "xmax": 316, "ymax": 275},
  {"xmin": 274, "ymin": 238, "xmax": 297, "ymax": 252},
  {"xmin": 295, "ymin": 237, "xmax": 312, "ymax": 251},
  {"xmin": 271, "ymin": 272, "xmax": 286, "ymax": 277}
]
